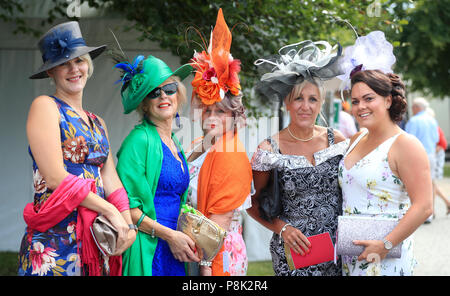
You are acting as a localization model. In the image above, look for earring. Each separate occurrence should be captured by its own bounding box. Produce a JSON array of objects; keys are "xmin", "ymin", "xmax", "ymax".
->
[{"xmin": 175, "ymin": 112, "xmax": 181, "ymax": 128}]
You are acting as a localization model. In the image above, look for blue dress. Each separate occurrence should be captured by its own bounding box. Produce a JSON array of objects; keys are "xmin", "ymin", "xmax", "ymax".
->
[
  {"xmin": 152, "ymin": 140, "xmax": 190, "ymax": 276},
  {"xmin": 18, "ymin": 96, "xmax": 109, "ymax": 276}
]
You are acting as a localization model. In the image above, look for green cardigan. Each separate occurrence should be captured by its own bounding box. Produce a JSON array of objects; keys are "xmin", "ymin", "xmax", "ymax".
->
[{"xmin": 116, "ymin": 119, "xmax": 188, "ymax": 276}]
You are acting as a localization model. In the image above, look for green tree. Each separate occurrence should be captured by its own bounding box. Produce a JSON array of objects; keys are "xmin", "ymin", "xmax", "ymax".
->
[
  {"xmin": 94, "ymin": 0, "xmax": 412, "ymax": 114},
  {"xmin": 393, "ymin": 0, "xmax": 450, "ymax": 98},
  {"xmin": 5, "ymin": 0, "xmax": 446, "ymax": 113}
]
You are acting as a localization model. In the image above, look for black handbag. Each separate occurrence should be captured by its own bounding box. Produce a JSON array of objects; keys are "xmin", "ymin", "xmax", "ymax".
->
[{"xmin": 258, "ymin": 168, "xmax": 282, "ymax": 222}]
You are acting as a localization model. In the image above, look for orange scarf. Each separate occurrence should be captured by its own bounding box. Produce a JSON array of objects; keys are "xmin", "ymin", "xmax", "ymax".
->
[{"xmin": 196, "ymin": 132, "xmax": 252, "ymax": 275}]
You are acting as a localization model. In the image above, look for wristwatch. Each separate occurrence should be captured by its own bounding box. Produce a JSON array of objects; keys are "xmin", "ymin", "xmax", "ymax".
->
[
  {"xmin": 382, "ymin": 238, "xmax": 393, "ymax": 251},
  {"xmin": 129, "ymin": 224, "xmax": 138, "ymax": 232},
  {"xmin": 199, "ymin": 260, "xmax": 212, "ymax": 267}
]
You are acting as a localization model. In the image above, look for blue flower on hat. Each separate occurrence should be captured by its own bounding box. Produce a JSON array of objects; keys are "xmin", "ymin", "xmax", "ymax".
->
[
  {"xmin": 42, "ymin": 29, "xmax": 86, "ymax": 63},
  {"xmin": 114, "ymin": 55, "xmax": 145, "ymax": 85}
]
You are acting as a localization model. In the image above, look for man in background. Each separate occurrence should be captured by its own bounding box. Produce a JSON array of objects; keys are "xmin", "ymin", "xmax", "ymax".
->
[{"xmin": 405, "ymin": 97, "xmax": 439, "ymax": 223}]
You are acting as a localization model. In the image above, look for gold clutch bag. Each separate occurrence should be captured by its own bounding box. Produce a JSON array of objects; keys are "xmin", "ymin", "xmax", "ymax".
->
[{"xmin": 177, "ymin": 205, "xmax": 227, "ymax": 262}]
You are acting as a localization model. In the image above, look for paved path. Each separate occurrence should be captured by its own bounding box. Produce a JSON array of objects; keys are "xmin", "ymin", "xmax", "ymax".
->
[{"xmin": 413, "ymin": 178, "xmax": 450, "ymax": 276}]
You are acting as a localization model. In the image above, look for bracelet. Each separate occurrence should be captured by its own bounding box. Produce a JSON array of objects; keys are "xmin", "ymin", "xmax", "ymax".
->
[
  {"xmin": 136, "ymin": 212, "xmax": 156, "ymax": 238},
  {"xmin": 128, "ymin": 224, "xmax": 138, "ymax": 232},
  {"xmin": 199, "ymin": 260, "xmax": 212, "ymax": 267},
  {"xmin": 136, "ymin": 212, "xmax": 146, "ymax": 228},
  {"xmin": 279, "ymin": 223, "xmax": 292, "ymax": 244}
]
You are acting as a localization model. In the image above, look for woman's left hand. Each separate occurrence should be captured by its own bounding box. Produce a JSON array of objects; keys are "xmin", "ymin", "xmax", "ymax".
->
[
  {"xmin": 353, "ymin": 240, "xmax": 389, "ymax": 262},
  {"xmin": 113, "ymin": 228, "xmax": 137, "ymax": 256},
  {"xmin": 124, "ymin": 228, "xmax": 137, "ymax": 250},
  {"xmin": 200, "ymin": 266, "xmax": 212, "ymax": 276}
]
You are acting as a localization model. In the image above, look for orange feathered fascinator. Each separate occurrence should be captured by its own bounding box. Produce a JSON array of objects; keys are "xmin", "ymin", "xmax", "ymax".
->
[{"xmin": 190, "ymin": 8, "xmax": 241, "ymax": 106}]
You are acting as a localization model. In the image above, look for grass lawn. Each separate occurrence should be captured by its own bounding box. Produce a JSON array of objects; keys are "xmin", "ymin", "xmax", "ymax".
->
[
  {"xmin": 444, "ymin": 163, "xmax": 450, "ymax": 178},
  {"xmin": 247, "ymin": 260, "xmax": 274, "ymax": 276},
  {"xmin": 0, "ymin": 252, "xmax": 18, "ymax": 276},
  {"xmin": 0, "ymin": 251, "xmax": 273, "ymax": 276}
]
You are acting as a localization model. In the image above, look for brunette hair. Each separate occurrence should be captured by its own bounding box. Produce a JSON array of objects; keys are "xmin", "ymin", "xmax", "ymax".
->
[{"xmin": 351, "ymin": 70, "xmax": 407, "ymax": 122}]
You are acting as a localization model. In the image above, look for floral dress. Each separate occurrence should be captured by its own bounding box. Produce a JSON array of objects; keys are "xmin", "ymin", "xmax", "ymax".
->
[
  {"xmin": 18, "ymin": 96, "xmax": 110, "ymax": 276},
  {"xmin": 338, "ymin": 129, "xmax": 416, "ymax": 276},
  {"xmin": 187, "ymin": 146, "xmax": 250, "ymax": 276},
  {"xmin": 251, "ymin": 128, "xmax": 348, "ymax": 276}
]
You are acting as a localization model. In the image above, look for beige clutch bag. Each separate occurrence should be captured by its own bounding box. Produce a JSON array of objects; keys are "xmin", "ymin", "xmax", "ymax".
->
[
  {"xmin": 90, "ymin": 215, "xmax": 118, "ymax": 257},
  {"xmin": 177, "ymin": 205, "xmax": 227, "ymax": 262}
]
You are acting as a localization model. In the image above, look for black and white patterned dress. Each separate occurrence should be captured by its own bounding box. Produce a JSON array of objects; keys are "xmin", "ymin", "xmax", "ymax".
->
[{"xmin": 251, "ymin": 128, "xmax": 348, "ymax": 276}]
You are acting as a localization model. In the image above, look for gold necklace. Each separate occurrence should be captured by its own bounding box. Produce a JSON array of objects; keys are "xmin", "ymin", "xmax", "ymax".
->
[{"xmin": 287, "ymin": 125, "xmax": 315, "ymax": 142}]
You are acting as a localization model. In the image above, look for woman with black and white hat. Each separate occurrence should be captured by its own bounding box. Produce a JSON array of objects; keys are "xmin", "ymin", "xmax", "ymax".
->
[
  {"xmin": 19, "ymin": 21, "xmax": 135, "ymax": 276},
  {"xmin": 248, "ymin": 40, "xmax": 348, "ymax": 276}
]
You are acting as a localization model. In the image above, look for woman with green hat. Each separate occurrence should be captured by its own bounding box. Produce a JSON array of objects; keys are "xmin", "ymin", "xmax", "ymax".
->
[{"xmin": 114, "ymin": 54, "xmax": 200, "ymax": 275}]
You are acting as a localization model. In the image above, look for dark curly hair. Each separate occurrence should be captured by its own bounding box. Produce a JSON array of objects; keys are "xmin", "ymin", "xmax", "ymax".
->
[{"xmin": 351, "ymin": 70, "xmax": 407, "ymax": 122}]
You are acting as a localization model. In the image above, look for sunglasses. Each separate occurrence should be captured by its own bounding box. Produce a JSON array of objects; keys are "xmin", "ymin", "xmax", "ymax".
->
[{"xmin": 147, "ymin": 82, "xmax": 178, "ymax": 99}]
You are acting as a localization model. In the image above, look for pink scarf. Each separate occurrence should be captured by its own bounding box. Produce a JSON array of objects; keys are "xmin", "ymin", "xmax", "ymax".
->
[
  {"xmin": 105, "ymin": 187, "xmax": 130, "ymax": 276},
  {"xmin": 23, "ymin": 174, "xmax": 128, "ymax": 276},
  {"xmin": 107, "ymin": 188, "xmax": 129, "ymax": 213}
]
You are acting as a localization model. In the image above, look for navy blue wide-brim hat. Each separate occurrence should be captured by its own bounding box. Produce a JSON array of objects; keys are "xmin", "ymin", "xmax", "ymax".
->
[{"xmin": 30, "ymin": 21, "xmax": 106, "ymax": 79}]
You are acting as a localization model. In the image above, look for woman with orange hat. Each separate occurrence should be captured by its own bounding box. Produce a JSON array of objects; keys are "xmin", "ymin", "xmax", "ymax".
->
[{"xmin": 186, "ymin": 9, "xmax": 252, "ymax": 276}]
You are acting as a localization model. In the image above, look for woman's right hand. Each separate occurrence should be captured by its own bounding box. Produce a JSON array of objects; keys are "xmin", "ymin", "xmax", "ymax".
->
[
  {"xmin": 281, "ymin": 225, "xmax": 311, "ymax": 256},
  {"xmin": 166, "ymin": 230, "xmax": 200, "ymax": 263}
]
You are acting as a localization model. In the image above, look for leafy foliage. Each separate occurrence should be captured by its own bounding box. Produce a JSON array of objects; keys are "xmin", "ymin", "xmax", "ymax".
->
[
  {"xmin": 2, "ymin": 0, "xmax": 448, "ymax": 113},
  {"xmin": 393, "ymin": 0, "xmax": 450, "ymax": 98},
  {"xmin": 96, "ymin": 0, "xmax": 413, "ymax": 115}
]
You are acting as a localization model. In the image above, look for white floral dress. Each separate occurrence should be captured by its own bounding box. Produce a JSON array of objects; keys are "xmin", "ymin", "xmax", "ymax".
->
[{"xmin": 338, "ymin": 129, "xmax": 417, "ymax": 276}]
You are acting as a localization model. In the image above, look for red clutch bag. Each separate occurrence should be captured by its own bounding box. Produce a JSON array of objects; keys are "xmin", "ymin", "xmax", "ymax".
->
[{"xmin": 284, "ymin": 232, "xmax": 335, "ymax": 270}]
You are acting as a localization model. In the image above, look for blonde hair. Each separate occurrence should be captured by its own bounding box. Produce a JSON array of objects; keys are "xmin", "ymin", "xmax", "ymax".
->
[
  {"xmin": 165, "ymin": 75, "xmax": 187, "ymax": 108},
  {"xmin": 285, "ymin": 78, "xmax": 325, "ymax": 103},
  {"xmin": 284, "ymin": 78, "xmax": 328, "ymax": 125},
  {"xmin": 79, "ymin": 54, "xmax": 94, "ymax": 79},
  {"xmin": 136, "ymin": 75, "xmax": 187, "ymax": 120}
]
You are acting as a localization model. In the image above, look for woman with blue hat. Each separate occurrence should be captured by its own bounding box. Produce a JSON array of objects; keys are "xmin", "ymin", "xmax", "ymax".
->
[
  {"xmin": 19, "ymin": 21, "xmax": 136, "ymax": 276},
  {"xmin": 114, "ymin": 54, "xmax": 200, "ymax": 276}
]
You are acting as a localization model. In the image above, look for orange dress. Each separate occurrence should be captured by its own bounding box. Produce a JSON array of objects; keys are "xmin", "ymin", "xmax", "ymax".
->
[{"xmin": 196, "ymin": 132, "xmax": 252, "ymax": 275}]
